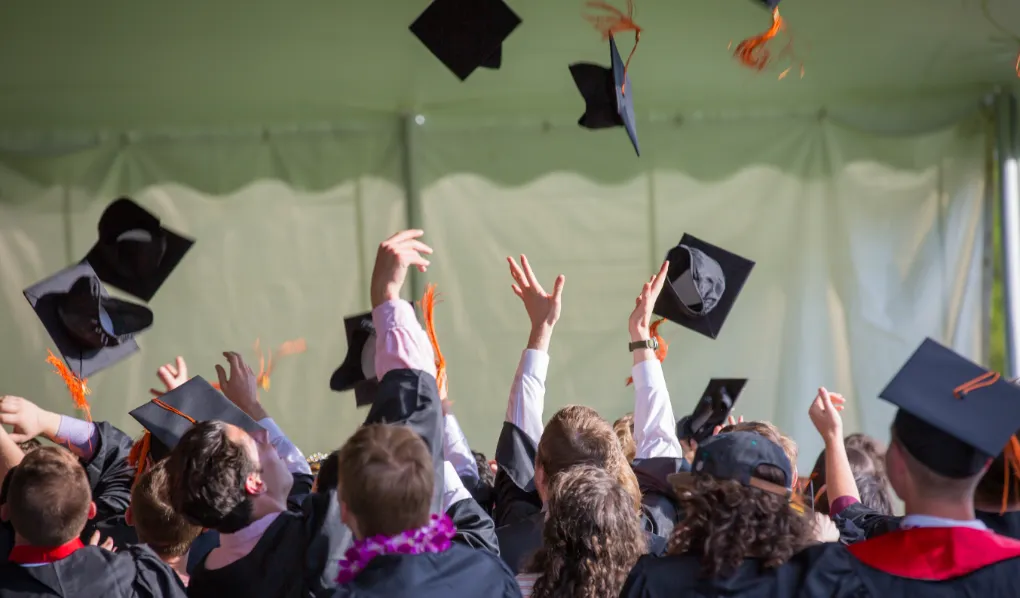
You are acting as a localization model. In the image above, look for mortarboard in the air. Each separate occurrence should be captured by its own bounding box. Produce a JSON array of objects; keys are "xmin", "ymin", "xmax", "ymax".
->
[
  {"xmin": 129, "ymin": 376, "xmax": 263, "ymax": 462},
  {"xmin": 569, "ymin": 35, "xmax": 640, "ymax": 156},
  {"xmin": 880, "ymin": 338, "xmax": 1020, "ymax": 479},
  {"xmin": 23, "ymin": 262, "xmax": 153, "ymax": 379},
  {"xmin": 676, "ymin": 378, "xmax": 747, "ymax": 444},
  {"xmin": 652, "ymin": 234, "xmax": 755, "ymax": 339},
  {"xmin": 84, "ymin": 198, "xmax": 195, "ymax": 302},
  {"xmin": 409, "ymin": 0, "xmax": 522, "ymax": 81},
  {"xmin": 330, "ymin": 311, "xmax": 382, "ymax": 407},
  {"xmin": 754, "ymin": 0, "xmax": 781, "ymax": 9}
]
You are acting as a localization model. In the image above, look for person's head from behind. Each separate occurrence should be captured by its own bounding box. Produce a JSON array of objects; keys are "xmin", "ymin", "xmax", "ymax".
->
[
  {"xmin": 808, "ymin": 446, "xmax": 877, "ymax": 514},
  {"xmin": 854, "ymin": 473, "xmax": 894, "ymax": 516},
  {"xmin": 885, "ymin": 411, "xmax": 989, "ymax": 508},
  {"xmin": 614, "ymin": 413, "xmax": 637, "ymax": 463},
  {"xmin": 17, "ymin": 438, "xmax": 42, "ymax": 455},
  {"xmin": 312, "ymin": 450, "xmax": 340, "ymax": 495},
  {"xmin": 721, "ymin": 420, "xmax": 800, "ymax": 488},
  {"xmin": 337, "ymin": 424, "xmax": 433, "ymax": 539},
  {"xmin": 128, "ymin": 459, "xmax": 202, "ymax": 560},
  {"xmin": 844, "ymin": 433, "xmax": 886, "ymax": 476},
  {"xmin": 165, "ymin": 420, "xmax": 291, "ymax": 533},
  {"xmin": 473, "ymin": 450, "xmax": 495, "ymax": 487},
  {"xmin": 669, "ymin": 431, "xmax": 812, "ymax": 577},
  {"xmin": 3, "ymin": 447, "xmax": 94, "ymax": 546},
  {"xmin": 526, "ymin": 465, "xmax": 645, "ymax": 598},
  {"xmin": 536, "ymin": 405, "xmax": 641, "ymax": 508}
]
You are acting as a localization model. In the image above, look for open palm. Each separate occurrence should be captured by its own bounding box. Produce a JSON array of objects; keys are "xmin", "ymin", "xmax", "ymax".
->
[{"xmin": 507, "ymin": 255, "xmax": 565, "ymax": 330}]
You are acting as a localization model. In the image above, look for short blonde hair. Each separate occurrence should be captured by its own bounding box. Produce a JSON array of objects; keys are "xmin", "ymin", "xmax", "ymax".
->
[{"xmin": 337, "ymin": 424, "xmax": 433, "ymax": 537}]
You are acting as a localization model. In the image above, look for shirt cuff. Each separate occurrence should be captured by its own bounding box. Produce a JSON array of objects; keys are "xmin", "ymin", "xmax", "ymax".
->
[
  {"xmin": 258, "ymin": 418, "xmax": 285, "ymax": 442},
  {"xmin": 520, "ymin": 349, "xmax": 550, "ymax": 379},
  {"xmin": 631, "ymin": 359, "xmax": 665, "ymax": 389},
  {"xmin": 830, "ymin": 495, "xmax": 859, "ymax": 517},
  {"xmin": 442, "ymin": 461, "xmax": 473, "ymax": 511},
  {"xmin": 55, "ymin": 416, "xmax": 98, "ymax": 460}
]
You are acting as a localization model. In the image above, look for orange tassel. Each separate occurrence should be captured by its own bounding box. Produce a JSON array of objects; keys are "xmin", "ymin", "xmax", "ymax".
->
[
  {"xmin": 128, "ymin": 432, "xmax": 151, "ymax": 486},
  {"xmin": 421, "ymin": 283, "xmax": 447, "ymax": 397},
  {"xmin": 625, "ymin": 318, "xmax": 668, "ymax": 386},
  {"xmin": 1002, "ymin": 435, "xmax": 1020, "ymax": 514},
  {"xmin": 583, "ymin": 0, "xmax": 642, "ymax": 93},
  {"xmin": 45, "ymin": 349, "xmax": 92, "ymax": 423},
  {"xmin": 734, "ymin": 8, "xmax": 783, "ymax": 72},
  {"xmin": 210, "ymin": 338, "xmax": 307, "ymax": 392}
]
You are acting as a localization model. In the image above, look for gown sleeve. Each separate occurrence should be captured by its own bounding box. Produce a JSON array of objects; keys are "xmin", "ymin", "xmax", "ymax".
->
[
  {"xmin": 493, "ymin": 421, "xmax": 543, "ymax": 528},
  {"xmin": 83, "ymin": 421, "xmax": 136, "ymax": 522}
]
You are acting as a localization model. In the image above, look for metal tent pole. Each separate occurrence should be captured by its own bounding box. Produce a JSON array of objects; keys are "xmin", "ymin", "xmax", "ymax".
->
[{"xmin": 996, "ymin": 91, "xmax": 1020, "ymax": 377}]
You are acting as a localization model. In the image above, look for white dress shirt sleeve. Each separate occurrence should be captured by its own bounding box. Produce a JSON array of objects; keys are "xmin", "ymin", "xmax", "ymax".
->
[
  {"xmin": 444, "ymin": 414, "xmax": 478, "ymax": 482},
  {"xmin": 259, "ymin": 417, "xmax": 312, "ymax": 475},
  {"xmin": 505, "ymin": 349, "xmax": 549, "ymax": 446},
  {"xmin": 631, "ymin": 359, "xmax": 683, "ymax": 459},
  {"xmin": 442, "ymin": 461, "xmax": 473, "ymax": 511}
]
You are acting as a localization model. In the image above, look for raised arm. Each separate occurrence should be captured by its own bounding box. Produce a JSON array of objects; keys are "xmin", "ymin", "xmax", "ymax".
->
[
  {"xmin": 628, "ymin": 261, "xmax": 682, "ymax": 460},
  {"xmin": 808, "ymin": 388, "xmax": 858, "ymax": 513}
]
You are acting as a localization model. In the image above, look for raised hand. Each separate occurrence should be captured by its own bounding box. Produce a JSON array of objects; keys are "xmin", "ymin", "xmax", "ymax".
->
[
  {"xmin": 628, "ymin": 261, "xmax": 669, "ymax": 341},
  {"xmin": 507, "ymin": 255, "xmax": 565, "ymax": 351},
  {"xmin": 0, "ymin": 396, "xmax": 60, "ymax": 444},
  {"xmin": 808, "ymin": 387, "xmax": 846, "ymax": 443},
  {"xmin": 215, "ymin": 352, "xmax": 267, "ymax": 420},
  {"xmin": 370, "ymin": 230, "xmax": 433, "ymax": 308},
  {"xmin": 150, "ymin": 356, "xmax": 189, "ymax": 397}
]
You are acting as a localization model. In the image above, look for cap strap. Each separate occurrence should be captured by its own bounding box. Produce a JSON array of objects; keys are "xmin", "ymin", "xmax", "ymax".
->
[
  {"xmin": 583, "ymin": 1, "xmax": 642, "ymax": 93},
  {"xmin": 748, "ymin": 476, "xmax": 791, "ymax": 498},
  {"xmin": 625, "ymin": 318, "xmax": 668, "ymax": 386},
  {"xmin": 953, "ymin": 371, "xmax": 1001, "ymax": 399}
]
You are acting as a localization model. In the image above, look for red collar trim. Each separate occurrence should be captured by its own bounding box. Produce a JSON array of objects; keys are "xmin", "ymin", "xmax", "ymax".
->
[
  {"xmin": 848, "ymin": 527, "xmax": 1020, "ymax": 580},
  {"xmin": 8, "ymin": 538, "xmax": 85, "ymax": 565}
]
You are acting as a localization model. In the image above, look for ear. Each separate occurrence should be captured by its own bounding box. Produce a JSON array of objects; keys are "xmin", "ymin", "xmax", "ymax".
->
[
  {"xmin": 339, "ymin": 500, "xmax": 360, "ymax": 540},
  {"xmin": 244, "ymin": 471, "xmax": 266, "ymax": 496},
  {"xmin": 87, "ymin": 501, "xmax": 97, "ymax": 520},
  {"xmin": 125, "ymin": 506, "xmax": 134, "ymax": 527},
  {"xmin": 535, "ymin": 465, "xmax": 548, "ymax": 503}
]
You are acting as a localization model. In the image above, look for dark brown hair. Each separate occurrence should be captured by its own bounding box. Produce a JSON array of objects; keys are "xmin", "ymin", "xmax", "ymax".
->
[
  {"xmin": 337, "ymin": 424, "xmax": 433, "ymax": 538},
  {"xmin": 8, "ymin": 447, "xmax": 91, "ymax": 546},
  {"xmin": 854, "ymin": 473, "xmax": 894, "ymax": 516},
  {"xmin": 808, "ymin": 446, "xmax": 878, "ymax": 514},
  {"xmin": 131, "ymin": 460, "xmax": 202, "ymax": 558},
  {"xmin": 844, "ymin": 433, "xmax": 887, "ymax": 481},
  {"xmin": 17, "ymin": 438, "xmax": 42, "ymax": 454},
  {"xmin": 526, "ymin": 465, "xmax": 646, "ymax": 598},
  {"xmin": 165, "ymin": 421, "xmax": 256, "ymax": 533},
  {"xmin": 537, "ymin": 406, "xmax": 641, "ymax": 510},
  {"xmin": 613, "ymin": 413, "xmax": 637, "ymax": 463},
  {"xmin": 668, "ymin": 463, "xmax": 813, "ymax": 577}
]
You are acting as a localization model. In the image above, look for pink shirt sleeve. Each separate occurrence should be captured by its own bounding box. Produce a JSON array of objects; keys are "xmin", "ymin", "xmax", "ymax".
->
[
  {"xmin": 829, "ymin": 495, "xmax": 860, "ymax": 517},
  {"xmin": 372, "ymin": 299, "xmax": 437, "ymax": 379}
]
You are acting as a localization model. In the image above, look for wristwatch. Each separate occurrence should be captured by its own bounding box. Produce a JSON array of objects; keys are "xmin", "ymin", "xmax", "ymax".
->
[{"xmin": 629, "ymin": 338, "xmax": 659, "ymax": 352}]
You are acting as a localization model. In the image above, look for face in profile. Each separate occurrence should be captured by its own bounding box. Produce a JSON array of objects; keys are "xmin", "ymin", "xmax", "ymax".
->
[{"xmin": 227, "ymin": 424, "xmax": 293, "ymax": 501}]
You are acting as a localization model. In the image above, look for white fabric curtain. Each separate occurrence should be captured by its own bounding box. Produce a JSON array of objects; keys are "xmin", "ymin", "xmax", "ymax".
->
[{"xmin": 0, "ymin": 113, "xmax": 988, "ymax": 469}]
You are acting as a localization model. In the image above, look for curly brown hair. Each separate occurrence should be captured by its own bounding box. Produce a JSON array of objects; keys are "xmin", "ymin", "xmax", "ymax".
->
[
  {"xmin": 668, "ymin": 463, "xmax": 814, "ymax": 578},
  {"xmin": 613, "ymin": 413, "xmax": 637, "ymax": 463},
  {"xmin": 526, "ymin": 465, "xmax": 646, "ymax": 598}
]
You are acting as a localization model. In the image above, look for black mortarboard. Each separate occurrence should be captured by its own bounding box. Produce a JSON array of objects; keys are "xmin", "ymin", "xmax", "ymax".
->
[
  {"xmin": 881, "ymin": 338, "xmax": 1020, "ymax": 479},
  {"xmin": 569, "ymin": 35, "xmax": 639, "ymax": 156},
  {"xmin": 84, "ymin": 198, "xmax": 194, "ymax": 302},
  {"xmin": 652, "ymin": 234, "xmax": 755, "ymax": 339},
  {"xmin": 330, "ymin": 311, "xmax": 381, "ymax": 407},
  {"xmin": 409, "ymin": 0, "xmax": 522, "ymax": 81},
  {"xmin": 755, "ymin": 0, "xmax": 781, "ymax": 9},
  {"xmin": 23, "ymin": 262, "xmax": 152, "ymax": 378},
  {"xmin": 676, "ymin": 379, "xmax": 747, "ymax": 444},
  {"xmin": 129, "ymin": 376, "xmax": 262, "ymax": 461}
]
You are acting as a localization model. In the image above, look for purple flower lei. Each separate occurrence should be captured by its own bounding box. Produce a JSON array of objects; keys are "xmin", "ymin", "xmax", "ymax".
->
[{"xmin": 335, "ymin": 513, "xmax": 456, "ymax": 584}]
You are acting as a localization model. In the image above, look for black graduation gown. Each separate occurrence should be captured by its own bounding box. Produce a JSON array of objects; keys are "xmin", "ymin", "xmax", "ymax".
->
[
  {"xmin": 0, "ymin": 544, "xmax": 186, "ymax": 598},
  {"xmin": 187, "ymin": 368, "xmax": 497, "ymax": 598},
  {"xmin": 619, "ymin": 552, "xmax": 816, "ymax": 598},
  {"xmin": 796, "ymin": 526, "xmax": 1020, "ymax": 597},
  {"xmin": 977, "ymin": 509, "xmax": 1020, "ymax": 538},
  {"xmin": 328, "ymin": 544, "xmax": 521, "ymax": 598},
  {"xmin": 630, "ymin": 456, "xmax": 688, "ymax": 539},
  {"xmin": 496, "ymin": 511, "xmax": 667, "ymax": 575}
]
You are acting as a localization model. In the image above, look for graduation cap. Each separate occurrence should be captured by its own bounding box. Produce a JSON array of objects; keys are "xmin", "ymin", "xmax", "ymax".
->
[
  {"xmin": 24, "ymin": 262, "xmax": 152, "ymax": 380},
  {"xmin": 676, "ymin": 379, "xmax": 747, "ymax": 444},
  {"xmin": 569, "ymin": 35, "xmax": 640, "ymax": 156},
  {"xmin": 652, "ymin": 234, "xmax": 755, "ymax": 339},
  {"xmin": 84, "ymin": 198, "xmax": 194, "ymax": 302},
  {"xmin": 330, "ymin": 311, "xmax": 382, "ymax": 407},
  {"xmin": 409, "ymin": 0, "xmax": 522, "ymax": 81},
  {"xmin": 129, "ymin": 376, "xmax": 262, "ymax": 465},
  {"xmin": 753, "ymin": 0, "xmax": 781, "ymax": 9},
  {"xmin": 881, "ymin": 338, "xmax": 1020, "ymax": 479}
]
